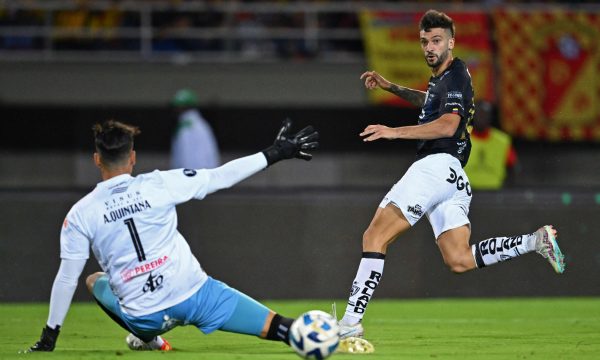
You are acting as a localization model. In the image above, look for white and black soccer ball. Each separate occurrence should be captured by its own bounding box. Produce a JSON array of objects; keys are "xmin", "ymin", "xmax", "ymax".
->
[{"xmin": 289, "ymin": 310, "xmax": 340, "ymax": 360}]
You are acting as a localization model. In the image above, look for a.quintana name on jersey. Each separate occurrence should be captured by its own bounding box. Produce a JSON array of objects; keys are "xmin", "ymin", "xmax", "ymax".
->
[{"xmin": 103, "ymin": 200, "xmax": 152, "ymax": 224}]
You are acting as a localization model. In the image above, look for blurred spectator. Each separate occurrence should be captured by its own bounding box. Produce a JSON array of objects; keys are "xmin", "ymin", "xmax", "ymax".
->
[
  {"xmin": 53, "ymin": 0, "xmax": 93, "ymax": 50},
  {"xmin": 53, "ymin": 0, "xmax": 132, "ymax": 50},
  {"xmin": 170, "ymin": 89, "xmax": 220, "ymax": 170},
  {"xmin": 233, "ymin": 12, "xmax": 275, "ymax": 59},
  {"xmin": 464, "ymin": 100, "xmax": 518, "ymax": 190},
  {"xmin": 0, "ymin": 6, "xmax": 44, "ymax": 49},
  {"xmin": 318, "ymin": 10, "xmax": 363, "ymax": 57},
  {"xmin": 152, "ymin": 5, "xmax": 224, "ymax": 53},
  {"xmin": 272, "ymin": 11, "xmax": 313, "ymax": 60}
]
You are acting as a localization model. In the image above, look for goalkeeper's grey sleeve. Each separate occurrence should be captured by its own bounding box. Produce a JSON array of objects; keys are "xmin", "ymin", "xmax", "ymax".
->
[
  {"xmin": 203, "ymin": 152, "xmax": 267, "ymax": 195},
  {"xmin": 46, "ymin": 258, "xmax": 87, "ymax": 329}
]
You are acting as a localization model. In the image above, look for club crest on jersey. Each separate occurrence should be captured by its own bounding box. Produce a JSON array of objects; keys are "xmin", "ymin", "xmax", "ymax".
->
[
  {"xmin": 183, "ymin": 169, "xmax": 197, "ymax": 177},
  {"xmin": 349, "ymin": 282, "xmax": 360, "ymax": 297}
]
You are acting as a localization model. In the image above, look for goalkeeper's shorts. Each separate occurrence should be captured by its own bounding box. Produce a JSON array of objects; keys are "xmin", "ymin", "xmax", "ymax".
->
[{"xmin": 93, "ymin": 275, "xmax": 270, "ymax": 337}]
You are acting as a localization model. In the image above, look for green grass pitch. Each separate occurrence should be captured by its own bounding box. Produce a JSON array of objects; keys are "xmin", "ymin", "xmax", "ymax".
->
[{"xmin": 1, "ymin": 298, "xmax": 599, "ymax": 359}]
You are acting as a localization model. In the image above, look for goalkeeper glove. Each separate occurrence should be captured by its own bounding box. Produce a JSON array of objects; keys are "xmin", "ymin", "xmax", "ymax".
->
[
  {"xmin": 29, "ymin": 325, "xmax": 60, "ymax": 352},
  {"xmin": 262, "ymin": 119, "xmax": 319, "ymax": 166}
]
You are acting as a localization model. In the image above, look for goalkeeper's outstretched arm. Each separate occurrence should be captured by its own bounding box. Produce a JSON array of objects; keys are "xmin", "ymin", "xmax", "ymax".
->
[
  {"xmin": 28, "ymin": 258, "xmax": 86, "ymax": 352},
  {"xmin": 203, "ymin": 119, "xmax": 319, "ymax": 195}
]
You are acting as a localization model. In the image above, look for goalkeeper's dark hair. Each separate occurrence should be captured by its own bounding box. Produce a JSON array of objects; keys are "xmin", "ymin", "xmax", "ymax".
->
[
  {"xmin": 93, "ymin": 120, "xmax": 140, "ymax": 166},
  {"xmin": 419, "ymin": 9, "xmax": 455, "ymax": 37}
]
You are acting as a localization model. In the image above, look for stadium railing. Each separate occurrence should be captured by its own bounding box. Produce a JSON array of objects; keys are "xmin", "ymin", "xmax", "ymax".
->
[{"xmin": 0, "ymin": 0, "xmax": 381, "ymax": 63}]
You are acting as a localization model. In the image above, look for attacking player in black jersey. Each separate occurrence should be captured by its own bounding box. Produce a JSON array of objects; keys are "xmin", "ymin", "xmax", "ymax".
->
[{"xmin": 336, "ymin": 10, "xmax": 565, "ymax": 350}]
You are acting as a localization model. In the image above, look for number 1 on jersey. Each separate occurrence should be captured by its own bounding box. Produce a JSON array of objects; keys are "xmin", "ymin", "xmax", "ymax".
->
[{"xmin": 124, "ymin": 218, "xmax": 146, "ymax": 262}]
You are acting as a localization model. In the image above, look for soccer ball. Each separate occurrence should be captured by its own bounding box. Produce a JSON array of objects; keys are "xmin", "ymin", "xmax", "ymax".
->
[{"xmin": 289, "ymin": 310, "xmax": 340, "ymax": 359}]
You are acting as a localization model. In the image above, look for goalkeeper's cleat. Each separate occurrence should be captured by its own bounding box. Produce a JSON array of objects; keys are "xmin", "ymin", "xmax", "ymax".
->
[
  {"xmin": 534, "ymin": 225, "xmax": 565, "ymax": 274},
  {"xmin": 159, "ymin": 339, "xmax": 172, "ymax": 351},
  {"xmin": 126, "ymin": 333, "xmax": 172, "ymax": 351},
  {"xmin": 337, "ymin": 336, "xmax": 375, "ymax": 354},
  {"xmin": 26, "ymin": 325, "xmax": 60, "ymax": 352}
]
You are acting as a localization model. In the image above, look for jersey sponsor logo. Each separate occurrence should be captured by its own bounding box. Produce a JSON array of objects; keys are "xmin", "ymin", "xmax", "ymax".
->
[
  {"xmin": 105, "ymin": 191, "xmax": 143, "ymax": 209},
  {"xmin": 142, "ymin": 272, "xmax": 164, "ymax": 293},
  {"xmin": 407, "ymin": 204, "xmax": 423, "ymax": 217},
  {"xmin": 447, "ymin": 91, "xmax": 463, "ymax": 99},
  {"xmin": 103, "ymin": 200, "xmax": 152, "ymax": 224},
  {"xmin": 183, "ymin": 169, "xmax": 197, "ymax": 177},
  {"xmin": 120, "ymin": 255, "xmax": 169, "ymax": 282},
  {"xmin": 446, "ymin": 167, "xmax": 472, "ymax": 196},
  {"xmin": 352, "ymin": 270, "xmax": 382, "ymax": 314}
]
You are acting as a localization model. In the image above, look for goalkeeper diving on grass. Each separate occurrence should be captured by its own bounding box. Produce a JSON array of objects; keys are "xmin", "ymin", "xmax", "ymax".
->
[{"xmin": 27, "ymin": 119, "xmax": 318, "ymax": 352}]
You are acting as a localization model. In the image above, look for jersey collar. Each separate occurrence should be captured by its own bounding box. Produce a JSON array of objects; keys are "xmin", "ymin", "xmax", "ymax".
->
[{"xmin": 98, "ymin": 173, "xmax": 133, "ymax": 189}]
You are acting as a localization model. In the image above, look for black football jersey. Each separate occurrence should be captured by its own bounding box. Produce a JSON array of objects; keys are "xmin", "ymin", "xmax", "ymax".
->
[{"xmin": 415, "ymin": 58, "xmax": 475, "ymax": 167}]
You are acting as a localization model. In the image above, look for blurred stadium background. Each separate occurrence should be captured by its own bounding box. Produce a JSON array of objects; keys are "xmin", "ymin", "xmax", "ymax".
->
[{"xmin": 0, "ymin": 0, "xmax": 599, "ymax": 305}]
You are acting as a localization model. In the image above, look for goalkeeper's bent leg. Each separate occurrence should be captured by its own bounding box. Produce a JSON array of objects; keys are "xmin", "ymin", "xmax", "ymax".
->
[
  {"xmin": 88, "ymin": 273, "xmax": 154, "ymax": 342},
  {"xmin": 219, "ymin": 290, "xmax": 293, "ymax": 344}
]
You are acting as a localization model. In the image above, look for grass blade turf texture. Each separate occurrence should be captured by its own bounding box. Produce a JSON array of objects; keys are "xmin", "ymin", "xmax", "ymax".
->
[{"xmin": 1, "ymin": 298, "xmax": 598, "ymax": 359}]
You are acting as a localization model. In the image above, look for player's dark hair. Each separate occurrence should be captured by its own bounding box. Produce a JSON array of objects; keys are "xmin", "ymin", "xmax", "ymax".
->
[
  {"xmin": 419, "ymin": 9, "xmax": 455, "ymax": 37},
  {"xmin": 93, "ymin": 120, "xmax": 140, "ymax": 166}
]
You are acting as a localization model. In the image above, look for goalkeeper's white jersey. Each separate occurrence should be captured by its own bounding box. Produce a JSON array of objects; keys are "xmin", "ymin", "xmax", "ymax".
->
[{"xmin": 60, "ymin": 168, "xmax": 212, "ymax": 316}]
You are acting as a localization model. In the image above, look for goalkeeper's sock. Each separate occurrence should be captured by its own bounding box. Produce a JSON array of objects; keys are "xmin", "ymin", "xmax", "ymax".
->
[
  {"xmin": 342, "ymin": 252, "xmax": 385, "ymax": 325},
  {"xmin": 471, "ymin": 232, "xmax": 536, "ymax": 268},
  {"xmin": 266, "ymin": 314, "xmax": 293, "ymax": 345},
  {"xmin": 150, "ymin": 336, "xmax": 165, "ymax": 349}
]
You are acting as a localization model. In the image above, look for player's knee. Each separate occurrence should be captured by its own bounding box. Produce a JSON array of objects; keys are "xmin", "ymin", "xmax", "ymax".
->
[
  {"xmin": 362, "ymin": 229, "xmax": 388, "ymax": 252},
  {"xmin": 85, "ymin": 272, "xmax": 105, "ymax": 292}
]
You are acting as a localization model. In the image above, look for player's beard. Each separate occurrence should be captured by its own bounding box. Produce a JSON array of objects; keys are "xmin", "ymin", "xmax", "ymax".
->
[{"xmin": 425, "ymin": 49, "xmax": 449, "ymax": 69}]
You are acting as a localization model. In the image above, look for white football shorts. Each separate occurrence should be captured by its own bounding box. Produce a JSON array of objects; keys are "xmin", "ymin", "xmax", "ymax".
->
[{"xmin": 379, "ymin": 153, "xmax": 472, "ymax": 239}]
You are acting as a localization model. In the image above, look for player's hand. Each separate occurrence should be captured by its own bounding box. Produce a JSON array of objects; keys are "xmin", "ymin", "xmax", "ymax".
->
[
  {"xmin": 27, "ymin": 325, "xmax": 60, "ymax": 352},
  {"xmin": 360, "ymin": 71, "xmax": 392, "ymax": 90},
  {"xmin": 360, "ymin": 124, "xmax": 398, "ymax": 142},
  {"xmin": 262, "ymin": 119, "xmax": 319, "ymax": 166}
]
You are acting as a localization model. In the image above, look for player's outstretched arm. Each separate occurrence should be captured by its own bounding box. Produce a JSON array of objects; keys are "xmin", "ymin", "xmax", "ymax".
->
[
  {"xmin": 262, "ymin": 119, "xmax": 319, "ymax": 166},
  {"xmin": 360, "ymin": 113, "xmax": 460, "ymax": 142},
  {"xmin": 202, "ymin": 119, "xmax": 319, "ymax": 195},
  {"xmin": 27, "ymin": 258, "xmax": 86, "ymax": 352},
  {"xmin": 360, "ymin": 70, "xmax": 426, "ymax": 107}
]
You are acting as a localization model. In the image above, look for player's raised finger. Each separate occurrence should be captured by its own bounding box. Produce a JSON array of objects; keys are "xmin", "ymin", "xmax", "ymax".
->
[
  {"xmin": 360, "ymin": 71, "xmax": 375, "ymax": 80},
  {"xmin": 363, "ymin": 132, "xmax": 381, "ymax": 142},
  {"xmin": 359, "ymin": 125, "xmax": 378, "ymax": 137}
]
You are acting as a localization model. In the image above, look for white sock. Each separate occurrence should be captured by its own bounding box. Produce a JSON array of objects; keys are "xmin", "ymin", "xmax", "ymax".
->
[
  {"xmin": 471, "ymin": 232, "xmax": 536, "ymax": 268},
  {"xmin": 342, "ymin": 252, "xmax": 385, "ymax": 325},
  {"xmin": 149, "ymin": 336, "xmax": 165, "ymax": 349}
]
